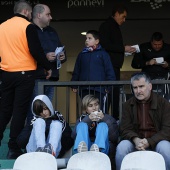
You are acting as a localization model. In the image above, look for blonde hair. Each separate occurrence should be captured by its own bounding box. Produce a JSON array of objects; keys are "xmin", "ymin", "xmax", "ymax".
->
[{"xmin": 81, "ymin": 95, "xmax": 99, "ymax": 113}]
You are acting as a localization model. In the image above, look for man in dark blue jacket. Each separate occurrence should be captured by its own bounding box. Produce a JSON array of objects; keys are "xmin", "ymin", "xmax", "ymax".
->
[{"xmin": 26, "ymin": 4, "xmax": 66, "ymax": 125}]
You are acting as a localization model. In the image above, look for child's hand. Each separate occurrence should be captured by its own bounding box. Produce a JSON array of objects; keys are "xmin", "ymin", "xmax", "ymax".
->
[
  {"xmin": 89, "ymin": 111, "xmax": 98, "ymax": 121},
  {"xmin": 72, "ymin": 88, "xmax": 77, "ymax": 93},
  {"xmin": 97, "ymin": 110, "xmax": 104, "ymax": 121},
  {"xmin": 105, "ymin": 89, "xmax": 109, "ymax": 93}
]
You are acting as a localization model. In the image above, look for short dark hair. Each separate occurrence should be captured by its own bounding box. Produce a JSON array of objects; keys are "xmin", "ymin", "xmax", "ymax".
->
[
  {"xmin": 86, "ymin": 30, "xmax": 100, "ymax": 40},
  {"xmin": 14, "ymin": 0, "xmax": 32, "ymax": 14},
  {"xmin": 112, "ymin": 3, "xmax": 128, "ymax": 16},
  {"xmin": 33, "ymin": 99, "xmax": 49, "ymax": 116},
  {"xmin": 131, "ymin": 72, "xmax": 151, "ymax": 84},
  {"xmin": 151, "ymin": 32, "xmax": 163, "ymax": 42}
]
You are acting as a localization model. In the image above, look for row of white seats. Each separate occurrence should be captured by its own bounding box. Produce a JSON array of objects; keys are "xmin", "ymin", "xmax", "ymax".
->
[{"xmin": 11, "ymin": 150, "xmax": 165, "ymax": 170}]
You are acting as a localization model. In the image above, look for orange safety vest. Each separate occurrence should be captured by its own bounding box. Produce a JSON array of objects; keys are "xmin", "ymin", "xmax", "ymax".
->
[{"xmin": 0, "ymin": 16, "xmax": 37, "ymax": 71}]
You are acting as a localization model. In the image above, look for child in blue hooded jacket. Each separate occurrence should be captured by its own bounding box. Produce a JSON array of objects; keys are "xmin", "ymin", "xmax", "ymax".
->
[{"xmin": 71, "ymin": 30, "xmax": 115, "ymax": 113}]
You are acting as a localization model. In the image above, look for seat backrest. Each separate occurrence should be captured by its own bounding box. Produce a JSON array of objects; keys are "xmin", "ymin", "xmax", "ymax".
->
[
  {"xmin": 13, "ymin": 152, "xmax": 57, "ymax": 170},
  {"xmin": 120, "ymin": 151, "xmax": 166, "ymax": 170},
  {"xmin": 67, "ymin": 151, "xmax": 111, "ymax": 170}
]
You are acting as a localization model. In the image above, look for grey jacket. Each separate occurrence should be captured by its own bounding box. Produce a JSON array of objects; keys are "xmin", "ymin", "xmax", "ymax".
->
[{"xmin": 120, "ymin": 92, "xmax": 170, "ymax": 149}]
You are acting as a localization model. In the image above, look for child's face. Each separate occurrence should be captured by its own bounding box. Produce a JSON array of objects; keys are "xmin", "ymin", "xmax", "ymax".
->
[
  {"xmin": 86, "ymin": 100, "xmax": 100, "ymax": 114},
  {"xmin": 85, "ymin": 33, "xmax": 99, "ymax": 48},
  {"xmin": 40, "ymin": 107, "xmax": 51, "ymax": 118}
]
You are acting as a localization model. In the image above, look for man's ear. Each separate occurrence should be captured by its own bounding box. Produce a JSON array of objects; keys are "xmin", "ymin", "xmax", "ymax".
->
[
  {"xmin": 114, "ymin": 11, "xmax": 120, "ymax": 17},
  {"xmin": 149, "ymin": 83, "xmax": 152, "ymax": 90},
  {"xmin": 22, "ymin": 9, "xmax": 28, "ymax": 16},
  {"xmin": 37, "ymin": 13, "xmax": 41, "ymax": 19}
]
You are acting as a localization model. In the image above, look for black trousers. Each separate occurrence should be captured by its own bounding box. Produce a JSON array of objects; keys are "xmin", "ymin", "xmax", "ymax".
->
[{"xmin": 0, "ymin": 70, "xmax": 35, "ymax": 149}]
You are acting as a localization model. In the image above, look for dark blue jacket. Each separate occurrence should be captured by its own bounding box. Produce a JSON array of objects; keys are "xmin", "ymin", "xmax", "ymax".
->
[
  {"xmin": 71, "ymin": 45, "xmax": 116, "ymax": 93},
  {"xmin": 34, "ymin": 25, "xmax": 66, "ymax": 80}
]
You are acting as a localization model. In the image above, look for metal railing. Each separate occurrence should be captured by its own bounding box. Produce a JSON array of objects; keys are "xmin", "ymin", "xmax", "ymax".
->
[{"xmin": 38, "ymin": 80, "xmax": 170, "ymax": 123}]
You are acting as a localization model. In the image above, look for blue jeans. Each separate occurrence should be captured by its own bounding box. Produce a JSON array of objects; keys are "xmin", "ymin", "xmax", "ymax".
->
[
  {"xmin": 73, "ymin": 122, "xmax": 109, "ymax": 154},
  {"xmin": 115, "ymin": 140, "xmax": 170, "ymax": 170},
  {"xmin": 26, "ymin": 79, "xmax": 54, "ymax": 126}
]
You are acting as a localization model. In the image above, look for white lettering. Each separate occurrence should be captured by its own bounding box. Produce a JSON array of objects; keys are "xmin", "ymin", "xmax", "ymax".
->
[
  {"xmin": 131, "ymin": 0, "xmax": 170, "ymax": 2},
  {"xmin": 67, "ymin": 0, "xmax": 104, "ymax": 8},
  {"xmin": 74, "ymin": 0, "xmax": 79, "ymax": 7},
  {"xmin": 96, "ymin": 0, "xmax": 104, "ymax": 5},
  {"xmin": 92, "ymin": 0, "xmax": 95, "ymax": 6},
  {"xmin": 80, "ymin": 0, "xmax": 86, "ymax": 7},
  {"xmin": 130, "ymin": 0, "xmax": 170, "ymax": 9},
  {"xmin": 0, "ymin": 0, "xmax": 39, "ymax": 5},
  {"xmin": 0, "ymin": 1, "xmax": 13, "ymax": 5},
  {"xmin": 68, "ymin": 0, "xmax": 73, "ymax": 8}
]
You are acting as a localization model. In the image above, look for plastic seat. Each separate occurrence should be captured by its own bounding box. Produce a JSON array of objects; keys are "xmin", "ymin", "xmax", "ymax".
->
[
  {"xmin": 120, "ymin": 151, "xmax": 166, "ymax": 170},
  {"xmin": 13, "ymin": 152, "xmax": 57, "ymax": 170},
  {"xmin": 66, "ymin": 151, "xmax": 111, "ymax": 170}
]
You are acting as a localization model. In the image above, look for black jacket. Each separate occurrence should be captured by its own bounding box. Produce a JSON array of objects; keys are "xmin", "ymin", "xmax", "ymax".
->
[
  {"xmin": 99, "ymin": 16, "xmax": 125, "ymax": 68},
  {"xmin": 34, "ymin": 25, "xmax": 67, "ymax": 80},
  {"xmin": 131, "ymin": 42, "xmax": 170, "ymax": 79}
]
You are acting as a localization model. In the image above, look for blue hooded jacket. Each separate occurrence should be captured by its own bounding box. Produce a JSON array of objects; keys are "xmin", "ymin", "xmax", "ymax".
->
[{"xmin": 71, "ymin": 44, "xmax": 116, "ymax": 93}]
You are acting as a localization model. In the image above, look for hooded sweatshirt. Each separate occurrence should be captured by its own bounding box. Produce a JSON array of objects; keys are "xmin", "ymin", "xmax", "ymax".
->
[
  {"xmin": 17, "ymin": 95, "xmax": 74, "ymax": 152},
  {"xmin": 31, "ymin": 95, "xmax": 66, "ymax": 131}
]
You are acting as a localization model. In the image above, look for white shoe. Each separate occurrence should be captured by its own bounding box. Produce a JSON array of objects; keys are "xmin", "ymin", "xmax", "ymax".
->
[
  {"xmin": 90, "ymin": 144, "xmax": 99, "ymax": 152},
  {"xmin": 78, "ymin": 141, "xmax": 88, "ymax": 153}
]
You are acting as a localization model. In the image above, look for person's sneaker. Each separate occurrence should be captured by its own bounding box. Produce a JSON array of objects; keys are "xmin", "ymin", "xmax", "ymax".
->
[
  {"xmin": 42, "ymin": 143, "xmax": 55, "ymax": 157},
  {"xmin": 90, "ymin": 144, "xmax": 99, "ymax": 152},
  {"xmin": 36, "ymin": 143, "xmax": 55, "ymax": 157},
  {"xmin": 77, "ymin": 141, "xmax": 88, "ymax": 153},
  {"xmin": 35, "ymin": 147, "xmax": 43, "ymax": 152}
]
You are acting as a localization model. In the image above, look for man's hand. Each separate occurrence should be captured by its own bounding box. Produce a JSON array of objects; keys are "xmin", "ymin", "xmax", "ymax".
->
[
  {"xmin": 125, "ymin": 45, "xmax": 136, "ymax": 53},
  {"xmin": 133, "ymin": 137, "xmax": 149, "ymax": 150},
  {"xmin": 146, "ymin": 59, "xmax": 156, "ymax": 65},
  {"xmin": 161, "ymin": 61, "xmax": 169, "ymax": 68},
  {"xmin": 46, "ymin": 69, "xmax": 52, "ymax": 79},
  {"xmin": 138, "ymin": 138, "xmax": 149, "ymax": 150},
  {"xmin": 133, "ymin": 137, "xmax": 144, "ymax": 150},
  {"xmin": 133, "ymin": 137, "xmax": 141, "ymax": 147},
  {"xmin": 59, "ymin": 52, "xmax": 65, "ymax": 61},
  {"xmin": 46, "ymin": 52, "xmax": 56, "ymax": 62}
]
